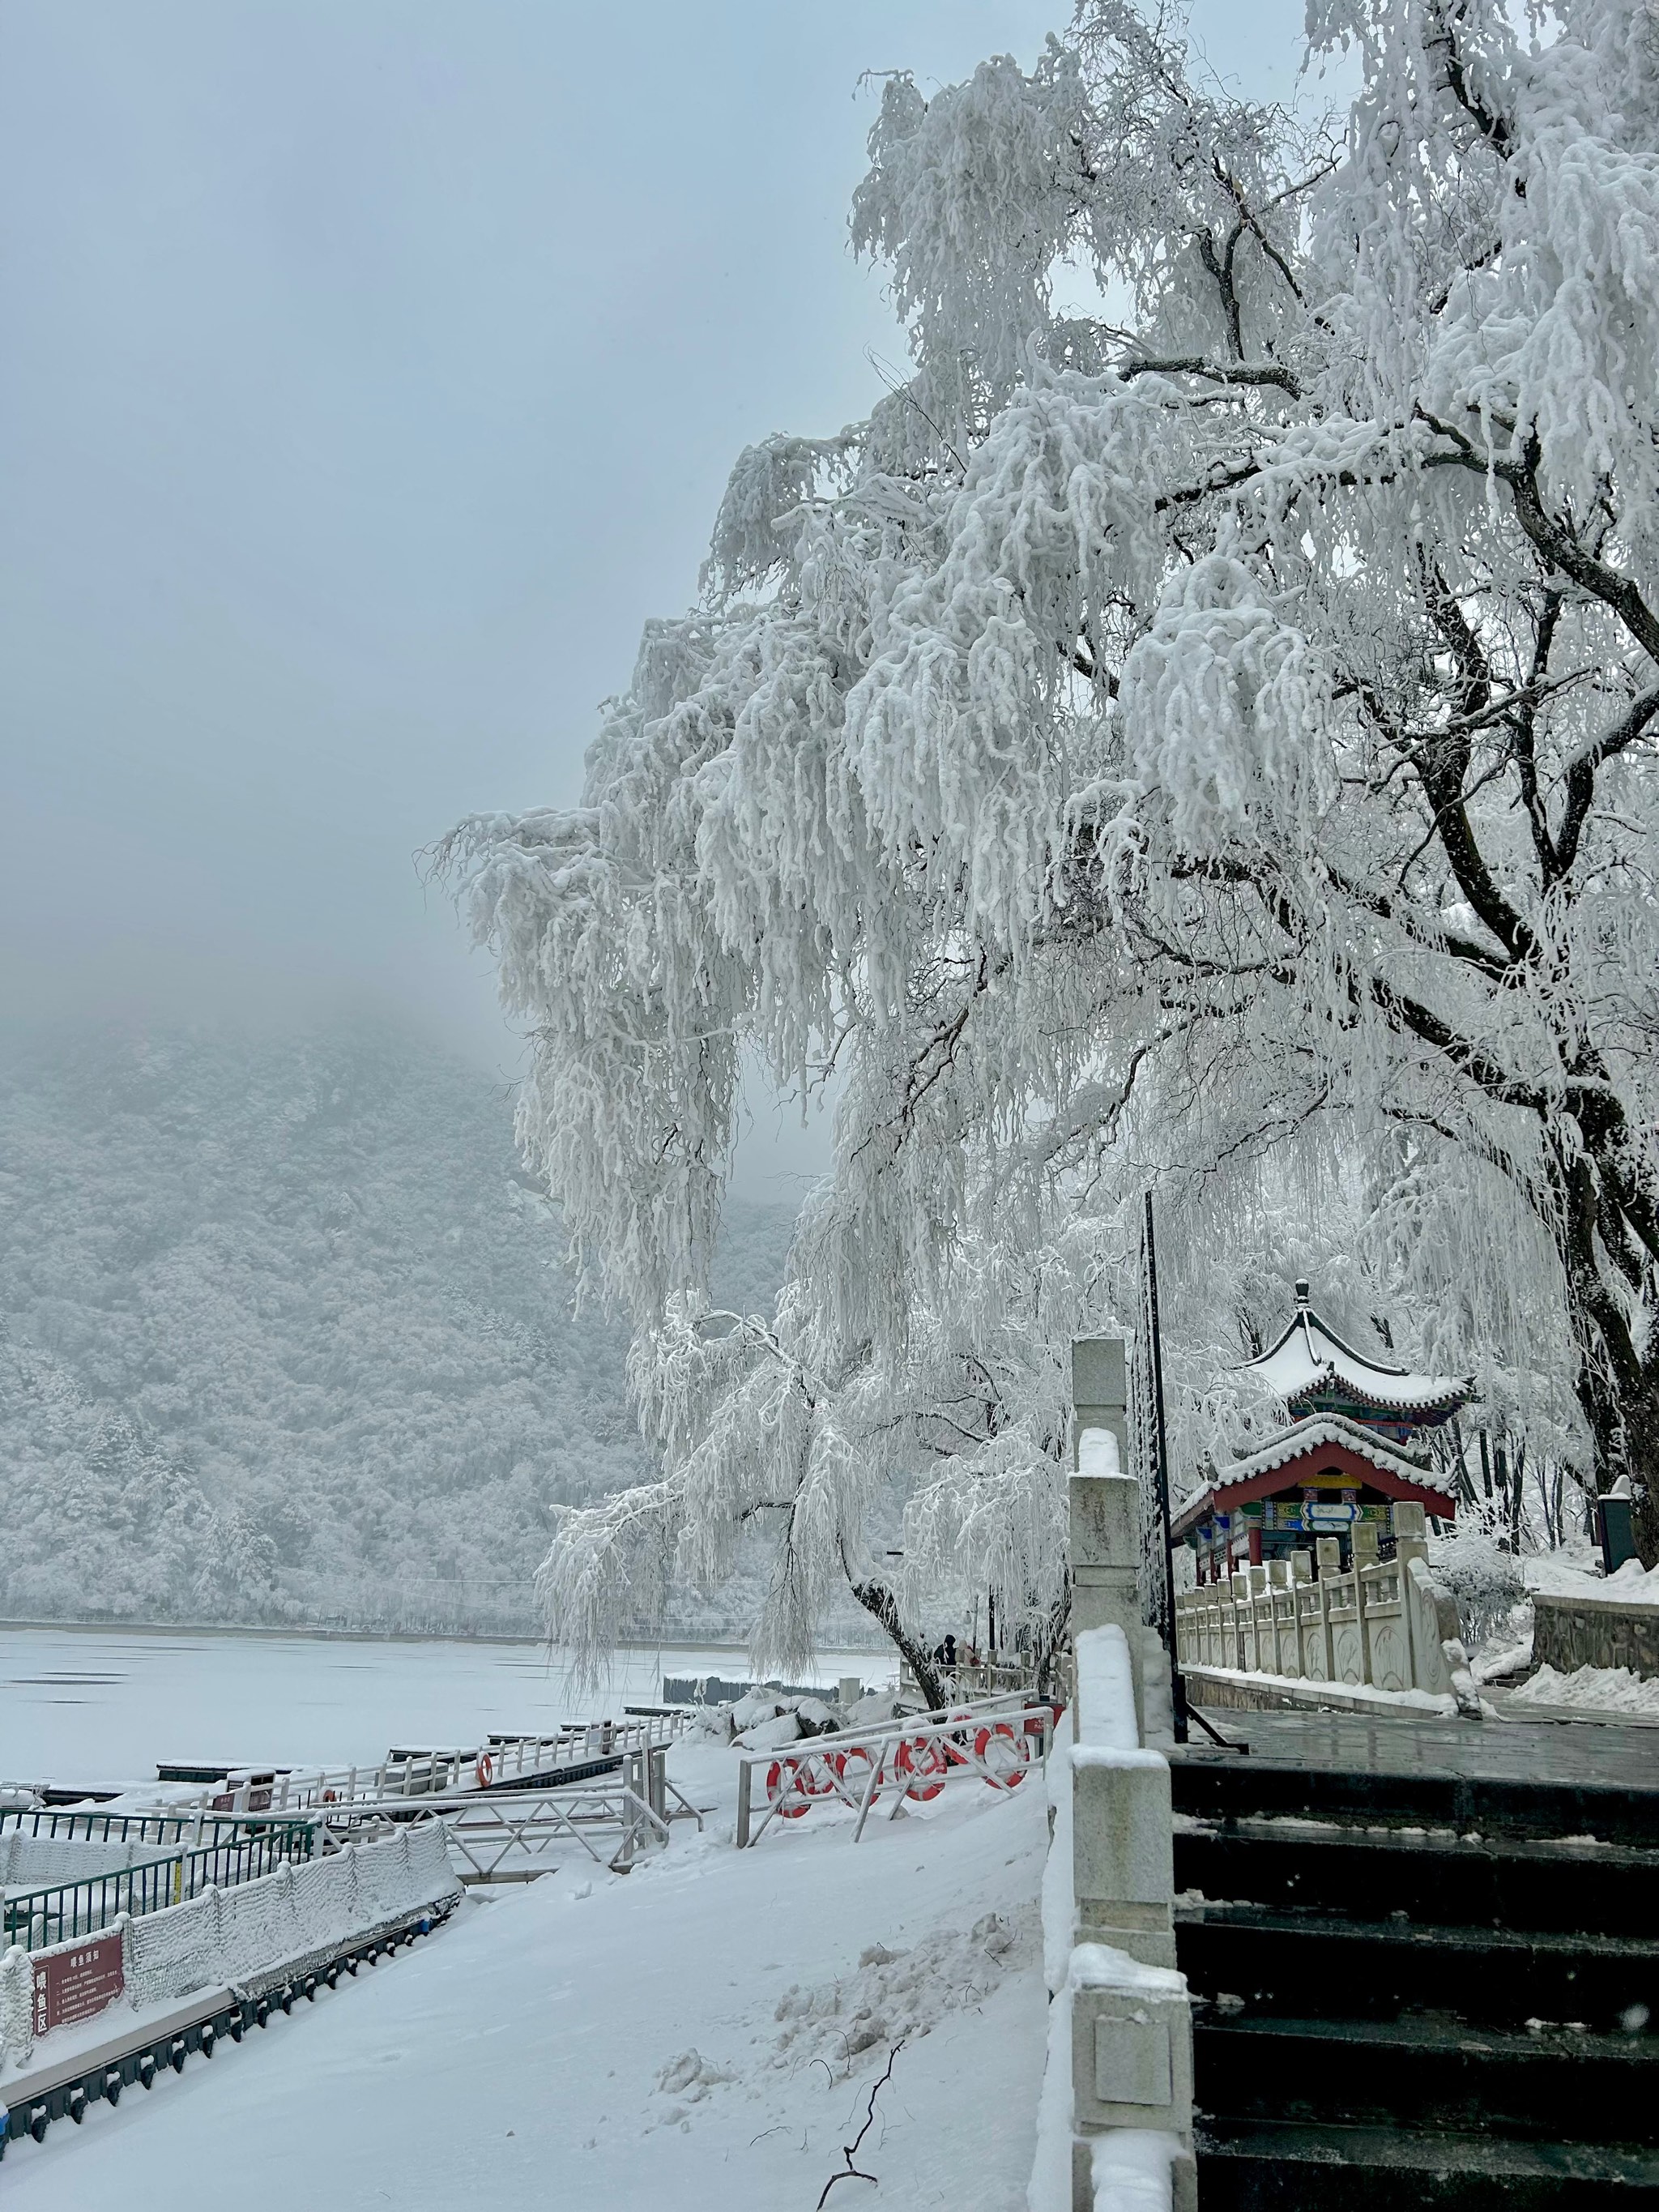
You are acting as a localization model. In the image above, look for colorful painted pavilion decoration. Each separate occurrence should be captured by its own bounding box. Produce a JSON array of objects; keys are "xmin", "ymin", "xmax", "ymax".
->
[{"xmin": 1172, "ymin": 1282, "xmax": 1473, "ymax": 1581}]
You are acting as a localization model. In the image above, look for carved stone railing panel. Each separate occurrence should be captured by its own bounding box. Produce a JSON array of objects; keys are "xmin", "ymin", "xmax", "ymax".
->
[{"xmin": 1173, "ymin": 1505, "xmax": 1481, "ymax": 1716}]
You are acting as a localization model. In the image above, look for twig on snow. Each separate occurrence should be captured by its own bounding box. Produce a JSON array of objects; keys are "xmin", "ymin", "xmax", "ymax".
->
[{"xmin": 814, "ymin": 2039, "xmax": 906, "ymax": 2209}]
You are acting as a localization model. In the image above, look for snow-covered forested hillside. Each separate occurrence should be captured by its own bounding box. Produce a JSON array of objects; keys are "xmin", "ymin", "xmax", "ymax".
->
[{"xmin": 0, "ymin": 1021, "xmax": 795, "ymax": 1634}]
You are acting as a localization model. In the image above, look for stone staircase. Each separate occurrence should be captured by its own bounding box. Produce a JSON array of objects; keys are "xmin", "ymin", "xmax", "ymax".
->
[{"xmin": 1171, "ymin": 1740, "xmax": 1659, "ymax": 2208}]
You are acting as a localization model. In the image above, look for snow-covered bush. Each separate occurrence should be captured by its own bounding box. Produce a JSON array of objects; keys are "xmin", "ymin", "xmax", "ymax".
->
[{"xmin": 1429, "ymin": 1527, "xmax": 1529, "ymax": 1650}]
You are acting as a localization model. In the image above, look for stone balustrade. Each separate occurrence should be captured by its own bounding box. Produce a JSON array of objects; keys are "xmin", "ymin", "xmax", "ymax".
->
[{"xmin": 1173, "ymin": 1507, "xmax": 1478, "ymax": 1715}]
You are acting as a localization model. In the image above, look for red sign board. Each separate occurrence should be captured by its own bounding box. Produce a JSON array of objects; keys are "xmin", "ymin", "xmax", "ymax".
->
[{"xmin": 32, "ymin": 1935, "xmax": 125, "ymax": 2035}]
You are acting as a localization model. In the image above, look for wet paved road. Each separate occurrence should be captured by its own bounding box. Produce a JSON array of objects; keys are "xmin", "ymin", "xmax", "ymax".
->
[{"xmin": 1176, "ymin": 1703, "xmax": 1659, "ymax": 1791}]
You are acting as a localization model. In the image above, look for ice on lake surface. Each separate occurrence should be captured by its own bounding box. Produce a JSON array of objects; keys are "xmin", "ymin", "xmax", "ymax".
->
[{"xmin": 0, "ymin": 1625, "xmax": 893, "ymax": 1788}]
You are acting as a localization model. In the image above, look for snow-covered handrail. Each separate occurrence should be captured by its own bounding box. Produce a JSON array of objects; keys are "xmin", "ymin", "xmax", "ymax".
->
[{"xmin": 1030, "ymin": 1340, "xmax": 1195, "ymax": 2212}]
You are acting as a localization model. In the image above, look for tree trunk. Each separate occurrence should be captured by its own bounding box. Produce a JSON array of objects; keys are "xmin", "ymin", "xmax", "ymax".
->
[
  {"xmin": 1627, "ymin": 1397, "xmax": 1659, "ymax": 1568},
  {"xmin": 1032, "ymin": 1582, "xmax": 1072, "ymax": 1703},
  {"xmin": 1550, "ymin": 1143, "xmax": 1659, "ymax": 1565},
  {"xmin": 842, "ymin": 1565, "xmax": 948, "ymax": 1712},
  {"xmin": 1508, "ymin": 1439, "xmax": 1525, "ymax": 1556},
  {"xmin": 1565, "ymin": 1290, "xmax": 1659, "ymax": 1565}
]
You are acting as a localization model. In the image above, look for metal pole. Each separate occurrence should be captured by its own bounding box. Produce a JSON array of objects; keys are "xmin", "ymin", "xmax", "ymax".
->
[{"xmin": 1143, "ymin": 1191, "xmax": 1191, "ymax": 1744}]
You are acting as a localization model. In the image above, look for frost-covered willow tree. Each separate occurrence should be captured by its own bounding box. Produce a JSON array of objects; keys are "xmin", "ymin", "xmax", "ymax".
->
[
  {"xmin": 537, "ymin": 1208, "xmax": 1106, "ymax": 1700},
  {"xmin": 447, "ymin": 0, "xmax": 1659, "ymax": 1625}
]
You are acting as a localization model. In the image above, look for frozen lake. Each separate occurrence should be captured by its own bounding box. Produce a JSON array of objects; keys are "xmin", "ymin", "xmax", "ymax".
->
[{"xmin": 0, "ymin": 1623, "xmax": 894, "ymax": 1789}]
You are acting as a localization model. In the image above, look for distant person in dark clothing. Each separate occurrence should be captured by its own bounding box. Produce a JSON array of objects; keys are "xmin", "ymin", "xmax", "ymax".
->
[{"xmin": 932, "ymin": 1633, "xmax": 958, "ymax": 1671}]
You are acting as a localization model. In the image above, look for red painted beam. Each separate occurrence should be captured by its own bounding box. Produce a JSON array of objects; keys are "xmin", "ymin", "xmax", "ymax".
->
[{"xmin": 1173, "ymin": 1440, "xmax": 1455, "ymax": 1540}]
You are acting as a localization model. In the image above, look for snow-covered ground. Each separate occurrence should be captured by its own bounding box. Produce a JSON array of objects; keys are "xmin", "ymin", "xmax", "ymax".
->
[
  {"xmin": 0, "ymin": 1623, "xmax": 893, "ymax": 1787},
  {"xmin": 1507, "ymin": 1663, "xmax": 1659, "ymax": 1721},
  {"xmin": 1466, "ymin": 1548, "xmax": 1659, "ymax": 1716},
  {"xmin": 2, "ymin": 1740, "xmax": 1047, "ymax": 2211},
  {"xmin": 1520, "ymin": 1546, "xmax": 1658, "ymax": 1601}
]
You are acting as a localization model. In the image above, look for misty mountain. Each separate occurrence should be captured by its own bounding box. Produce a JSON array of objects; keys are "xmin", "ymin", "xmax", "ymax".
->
[{"xmin": 0, "ymin": 1020, "xmax": 796, "ymax": 1636}]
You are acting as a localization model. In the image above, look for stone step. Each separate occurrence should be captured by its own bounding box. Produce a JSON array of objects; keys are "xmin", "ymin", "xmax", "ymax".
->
[
  {"xmin": 1193, "ymin": 2010, "xmax": 1659, "ymax": 2146},
  {"xmin": 1195, "ymin": 2116, "xmax": 1659, "ymax": 2211},
  {"xmin": 1177, "ymin": 1902, "xmax": 1659, "ymax": 2036},
  {"xmin": 1172, "ymin": 1751, "xmax": 1659, "ymax": 1847},
  {"xmin": 1175, "ymin": 1819, "xmax": 1659, "ymax": 1937}
]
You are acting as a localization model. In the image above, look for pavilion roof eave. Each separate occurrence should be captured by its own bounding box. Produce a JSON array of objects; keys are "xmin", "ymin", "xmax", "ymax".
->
[
  {"xmin": 1170, "ymin": 1412, "xmax": 1457, "ymax": 1542},
  {"xmin": 1221, "ymin": 1411, "xmax": 1451, "ymax": 1491},
  {"xmin": 1239, "ymin": 1305, "xmax": 1473, "ymax": 1414}
]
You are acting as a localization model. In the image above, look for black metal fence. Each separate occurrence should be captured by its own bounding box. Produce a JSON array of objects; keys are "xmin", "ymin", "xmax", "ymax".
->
[{"xmin": 2, "ymin": 1821, "xmax": 315, "ymax": 1949}]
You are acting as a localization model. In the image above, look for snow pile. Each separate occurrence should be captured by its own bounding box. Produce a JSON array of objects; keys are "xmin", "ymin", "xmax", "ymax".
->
[
  {"xmin": 1087, "ymin": 2129, "xmax": 1186, "ymax": 2212},
  {"xmin": 736, "ymin": 1712, "xmax": 802, "ymax": 1751},
  {"xmin": 848, "ymin": 1692, "xmax": 910, "ymax": 1727},
  {"xmin": 729, "ymin": 1690, "xmax": 791, "ymax": 1731},
  {"xmin": 1508, "ymin": 1663, "xmax": 1659, "ymax": 1720},
  {"xmin": 723, "ymin": 1688, "xmax": 892, "ymax": 1748},
  {"xmin": 1524, "ymin": 1548, "xmax": 1620, "ymax": 1599},
  {"xmin": 1594, "ymin": 1559, "xmax": 1659, "ymax": 1607},
  {"xmin": 652, "ymin": 2046, "xmax": 738, "ymax": 2112},
  {"xmin": 645, "ymin": 1906, "xmax": 1031, "ymax": 2132},
  {"xmin": 1471, "ymin": 1619, "xmax": 1534, "ymax": 1686},
  {"xmin": 768, "ymin": 1910, "xmax": 1026, "ymax": 2072}
]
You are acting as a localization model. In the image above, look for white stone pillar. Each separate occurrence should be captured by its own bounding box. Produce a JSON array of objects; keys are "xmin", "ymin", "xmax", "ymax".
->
[{"xmin": 1069, "ymin": 1337, "xmax": 1145, "ymax": 1742}]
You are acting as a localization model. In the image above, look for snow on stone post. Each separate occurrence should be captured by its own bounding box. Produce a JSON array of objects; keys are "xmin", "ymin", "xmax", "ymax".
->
[{"xmin": 1391, "ymin": 1501, "xmax": 1429, "ymax": 1567}]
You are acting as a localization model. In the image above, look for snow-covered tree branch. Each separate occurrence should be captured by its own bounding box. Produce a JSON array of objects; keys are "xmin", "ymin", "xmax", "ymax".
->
[{"xmin": 450, "ymin": 0, "xmax": 1659, "ymax": 1625}]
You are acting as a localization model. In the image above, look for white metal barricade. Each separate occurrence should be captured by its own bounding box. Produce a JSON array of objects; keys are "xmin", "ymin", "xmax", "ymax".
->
[{"xmin": 733, "ymin": 1697, "xmax": 1057, "ymax": 1847}]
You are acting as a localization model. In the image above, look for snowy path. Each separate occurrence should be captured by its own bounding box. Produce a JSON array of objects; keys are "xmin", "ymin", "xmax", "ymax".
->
[{"xmin": 2, "ymin": 1743, "xmax": 1047, "ymax": 2210}]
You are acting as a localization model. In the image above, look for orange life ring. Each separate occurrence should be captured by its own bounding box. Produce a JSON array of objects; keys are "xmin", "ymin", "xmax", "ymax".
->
[
  {"xmin": 974, "ymin": 1721, "xmax": 1030, "ymax": 1789},
  {"xmin": 894, "ymin": 1735, "xmax": 948, "ymax": 1800},
  {"xmin": 831, "ymin": 1744, "xmax": 880, "ymax": 1800},
  {"xmin": 475, "ymin": 1751, "xmax": 493, "ymax": 1790},
  {"xmin": 795, "ymin": 1753, "xmax": 838, "ymax": 1798},
  {"xmin": 765, "ymin": 1757, "xmax": 810, "ymax": 1817}
]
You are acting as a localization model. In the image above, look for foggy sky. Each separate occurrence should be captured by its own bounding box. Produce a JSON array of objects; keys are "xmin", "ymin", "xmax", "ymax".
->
[{"xmin": 1, "ymin": 1, "xmax": 1310, "ymax": 1192}]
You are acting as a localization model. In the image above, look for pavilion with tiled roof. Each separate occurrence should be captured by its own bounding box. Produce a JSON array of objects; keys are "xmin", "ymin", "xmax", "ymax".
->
[{"xmin": 1173, "ymin": 1282, "xmax": 1473, "ymax": 1580}]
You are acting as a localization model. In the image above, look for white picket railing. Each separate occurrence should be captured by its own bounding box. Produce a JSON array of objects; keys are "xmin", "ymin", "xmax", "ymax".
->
[
  {"xmin": 181, "ymin": 1718, "xmax": 683, "ymax": 1816},
  {"xmin": 303, "ymin": 1745, "xmax": 702, "ymax": 1877},
  {"xmin": 733, "ymin": 1693, "xmax": 1056, "ymax": 1848}
]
